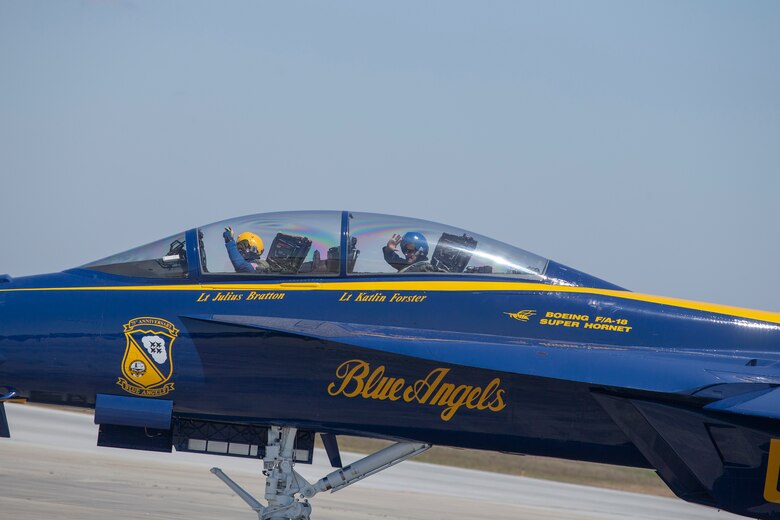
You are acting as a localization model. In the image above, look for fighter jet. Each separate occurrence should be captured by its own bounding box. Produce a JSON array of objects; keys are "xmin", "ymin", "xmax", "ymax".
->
[{"xmin": 1, "ymin": 210, "xmax": 779, "ymax": 520}]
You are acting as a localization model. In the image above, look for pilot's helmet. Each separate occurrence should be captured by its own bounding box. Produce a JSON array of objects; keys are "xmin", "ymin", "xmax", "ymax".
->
[
  {"xmin": 401, "ymin": 231, "xmax": 428, "ymax": 258},
  {"xmin": 236, "ymin": 232, "xmax": 264, "ymax": 259}
]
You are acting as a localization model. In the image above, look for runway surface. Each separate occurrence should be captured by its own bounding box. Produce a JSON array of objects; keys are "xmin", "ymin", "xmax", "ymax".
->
[{"xmin": 0, "ymin": 403, "xmax": 744, "ymax": 520}]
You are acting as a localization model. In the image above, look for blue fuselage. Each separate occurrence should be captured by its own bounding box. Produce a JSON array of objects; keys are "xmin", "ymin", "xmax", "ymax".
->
[{"xmin": 2, "ymin": 269, "xmax": 779, "ymax": 471}]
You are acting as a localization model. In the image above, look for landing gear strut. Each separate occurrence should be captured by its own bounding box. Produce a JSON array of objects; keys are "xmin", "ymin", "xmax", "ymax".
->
[{"xmin": 211, "ymin": 426, "xmax": 430, "ymax": 520}]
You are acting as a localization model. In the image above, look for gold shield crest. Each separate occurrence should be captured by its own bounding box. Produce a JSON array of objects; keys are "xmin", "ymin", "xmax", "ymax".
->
[{"xmin": 117, "ymin": 317, "xmax": 178, "ymax": 397}]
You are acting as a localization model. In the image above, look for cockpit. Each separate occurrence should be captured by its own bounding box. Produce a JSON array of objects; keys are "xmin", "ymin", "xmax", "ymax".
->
[{"xmin": 79, "ymin": 211, "xmax": 620, "ymax": 289}]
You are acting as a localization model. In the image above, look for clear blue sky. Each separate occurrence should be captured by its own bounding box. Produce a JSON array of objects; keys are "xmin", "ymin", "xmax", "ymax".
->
[{"xmin": 1, "ymin": 1, "xmax": 778, "ymax": 310}]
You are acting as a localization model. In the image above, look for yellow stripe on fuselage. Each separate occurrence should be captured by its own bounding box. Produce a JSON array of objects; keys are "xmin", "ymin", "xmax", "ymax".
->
[{"xmin": 2, "ymin": 280, "xmax": 779, "ymax": 325}]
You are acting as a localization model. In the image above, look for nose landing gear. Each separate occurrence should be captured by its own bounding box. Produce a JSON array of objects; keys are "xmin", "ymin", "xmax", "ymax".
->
[{"xmin": 211, "ymin": 426, "xmax": 430, "ymax": 520}]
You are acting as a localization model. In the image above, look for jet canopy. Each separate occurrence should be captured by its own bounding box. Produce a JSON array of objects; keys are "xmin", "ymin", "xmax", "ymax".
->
[{"xmin": 82, "ymin": 211, "xmax": 592, "ymax": 284}]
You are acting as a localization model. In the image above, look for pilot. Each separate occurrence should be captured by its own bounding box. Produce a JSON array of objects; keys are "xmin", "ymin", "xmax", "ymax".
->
[
  {"xmin": 383, "ymin": 231, "xmax": 436, "ymax": 272},
  {"xmin": 223, "ymin": 227, "xmax": 271, "ymax": 273}
]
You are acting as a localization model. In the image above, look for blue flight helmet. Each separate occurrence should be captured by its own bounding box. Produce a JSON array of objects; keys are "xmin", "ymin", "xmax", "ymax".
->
[{"xmin": 401, "ymin": 231, "xmax": 429, "ymax": 258}]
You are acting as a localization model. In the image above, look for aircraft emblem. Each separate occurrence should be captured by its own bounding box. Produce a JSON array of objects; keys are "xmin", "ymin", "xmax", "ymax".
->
[
  {"xmin": 117, "ymin": 317, "xmax": 178, "ymax": 397},
  {"xmin": 504, "ymin": 310, "xmax": 536, "ymax": 322}
]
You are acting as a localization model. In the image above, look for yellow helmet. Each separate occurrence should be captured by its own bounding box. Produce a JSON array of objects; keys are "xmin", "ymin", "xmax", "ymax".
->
[{"xmin": 236, "ymin": 232, "xmax": 264, "ymax": 258}]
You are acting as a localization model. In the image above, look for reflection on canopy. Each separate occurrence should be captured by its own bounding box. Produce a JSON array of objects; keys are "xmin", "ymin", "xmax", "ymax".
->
[
  {"xmin": 199, "ymin": 211, "xmax": 342, "ymax": 275},
  {"xmin": 347, "ymin": 212, "xmax": 548, "ymax": 278},
  {"xmin": 80, "ymin": 211, "xmax": 550, "ymax": 280}
]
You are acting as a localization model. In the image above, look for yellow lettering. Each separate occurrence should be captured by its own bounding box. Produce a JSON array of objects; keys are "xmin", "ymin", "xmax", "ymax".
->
[
  {"xmin": 388, "ymin": 379, "xmax": 406, "ymax": 401},
  {"xmin": 327, "ymin": 360, "xmax": 369, "ymax": 398},
  {"xmin": 439, "ymin": 385, "xmax": 473, "ymax": 421},
  {"xmin": 404, "ymin": 368, "xmax": 449, "ymax": 404},
  {"xmin": 545, "ymin": 312, "xmax": 589, "ymax": 321},
  {"xmin": 466, "ymin": 387, "xmax": 483, "ymax": 409},
  {"xmin": 765, "ymin": 439, "xmax": 780, "ymax": 503},
  {"xmin": 389, "ymin": 293, "xmax": 428, "ymax": 303},
  {"xmin": 430, "ymin": 383, "xmax": 455, "ymax": 406},
  {"xmin": 329, "ymin": 361, "xmax": 507, "ymax": 422},
  {"xmin": 361, "ymin": 365, "xmax": 387, "ymax": 398},
  {"xmin": 478, "ymin": 379, "xmax": 501, "ymax": 410},
  {"xmin": 489, "ymin": 389, "xmax": 507, "ymax": 412}
]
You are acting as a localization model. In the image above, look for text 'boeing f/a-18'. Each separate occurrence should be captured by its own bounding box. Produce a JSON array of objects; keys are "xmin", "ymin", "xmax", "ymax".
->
[{"xmin": 1, "ymin": 210, "xmax": 780, "ymax": 520}]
